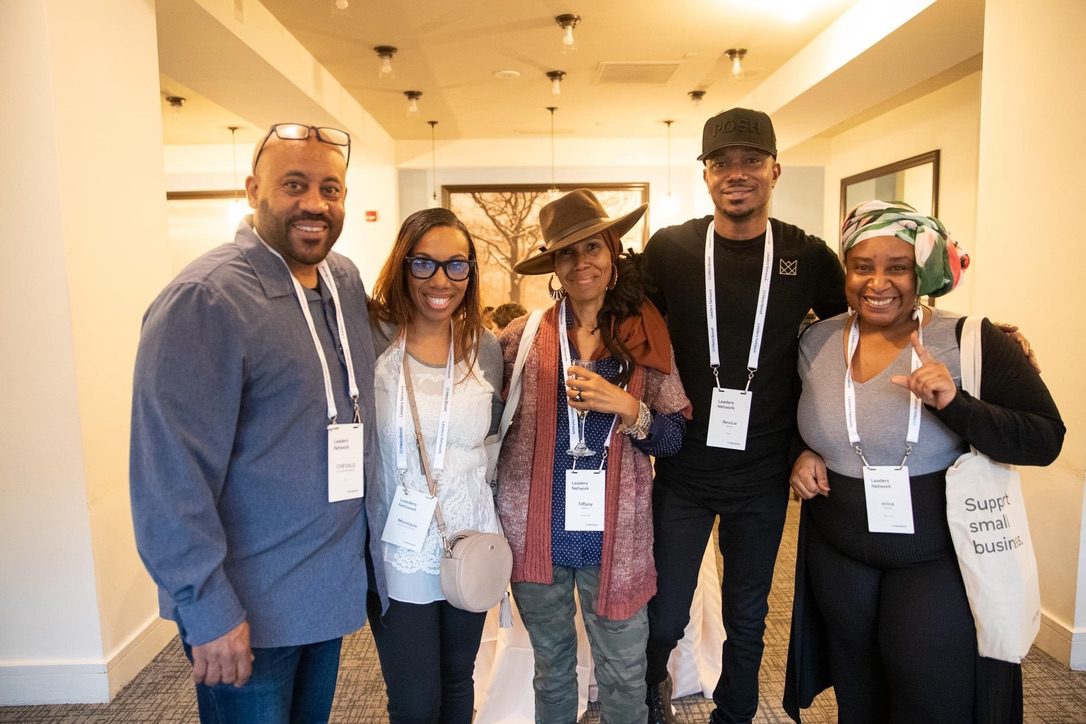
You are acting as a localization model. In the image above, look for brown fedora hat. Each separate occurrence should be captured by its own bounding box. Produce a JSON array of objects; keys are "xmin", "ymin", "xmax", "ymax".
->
[{"xmin": 514, "ymin": 188, "xmax": 648, "ymax": 275}]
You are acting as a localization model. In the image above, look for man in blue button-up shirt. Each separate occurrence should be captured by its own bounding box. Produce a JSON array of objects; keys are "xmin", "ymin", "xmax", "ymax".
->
[{"xmin": 130, "ymin": 123, "xmax": 384, "ymax": 723}]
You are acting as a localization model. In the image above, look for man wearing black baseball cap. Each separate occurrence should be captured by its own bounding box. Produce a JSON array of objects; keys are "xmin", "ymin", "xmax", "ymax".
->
[{"xmin": 641, "ymin": 108, "xmax": 847, "ymax": 723}]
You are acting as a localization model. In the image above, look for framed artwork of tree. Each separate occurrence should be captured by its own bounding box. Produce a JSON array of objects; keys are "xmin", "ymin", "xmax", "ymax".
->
[{"xmin": 444, "ymin": 183, "xmax": 649, "ymax": 313}]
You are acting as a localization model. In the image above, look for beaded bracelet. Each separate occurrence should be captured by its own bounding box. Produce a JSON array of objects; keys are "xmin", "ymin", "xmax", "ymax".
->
[{"xmin": 619, "ymin": 401, "xmax": 651, "ymax": 439}]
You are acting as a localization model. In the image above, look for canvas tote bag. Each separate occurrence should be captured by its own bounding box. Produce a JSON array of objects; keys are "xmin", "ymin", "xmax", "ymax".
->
[{"xmin": 944, "ymin": 317, "xmax": 1040, "ymax": 663}]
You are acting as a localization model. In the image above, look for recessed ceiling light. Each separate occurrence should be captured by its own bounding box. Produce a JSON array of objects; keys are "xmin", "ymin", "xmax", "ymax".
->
[{"xmin": 493, "ymin": 69, "xmax": 521, "ymax": 80}]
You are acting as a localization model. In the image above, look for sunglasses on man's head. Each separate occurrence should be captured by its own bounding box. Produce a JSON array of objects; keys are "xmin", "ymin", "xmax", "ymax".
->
[
  {"xmin": 252, "ymin": 123, "xmax": 351, "ymax": 172},
  {"xmin": 404, "ymin": 256, "xmax": 475, "ymax": 281}
]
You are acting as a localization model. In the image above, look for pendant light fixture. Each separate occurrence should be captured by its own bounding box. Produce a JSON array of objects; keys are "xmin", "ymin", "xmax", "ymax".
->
[
  {"xmin": 404, "ymin": 90, "xmax": 422, "ymax": 115},
  {"xmin": 688, "ymin": 89, "xmax": 706, "ymax": 108},
  {"xmin": 725, "ymin": 48, "xmax": 747, "ymax": 79},
  {"xmin": 374, "ymin": 45, "xmax": 397, "ymax": 78},
  {"xmin": 555, "ymin": 14, "xmax": 580, "ymax": 52},
  {"xmin": 228, "ymin": 125, "xmax": 247, "ymax": 224},
  {"xmin": 655, "ymin": 120, "xmax": 679, "ymax": 227},
  {"xmin": 546, "ymin": 70, "xmax": 566, "ymax": 96},
  {"xmin": 547, "ymin": 106, "xmax": 559, "ymax": 197},
  {"xmin": 428, "ymin": 120, "xmax": 438, "ymax": 202},
  {"xmin": 664, "ymin": 120, "xmax": 673, "ymax": 197}
]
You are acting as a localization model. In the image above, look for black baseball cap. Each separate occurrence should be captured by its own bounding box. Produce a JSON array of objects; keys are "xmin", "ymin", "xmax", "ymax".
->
[{"xmin": 698, "ymin": 107, "xmax": 777, "ymax": 160}]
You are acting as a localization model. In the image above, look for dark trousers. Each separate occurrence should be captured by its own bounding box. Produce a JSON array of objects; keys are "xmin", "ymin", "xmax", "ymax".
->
[
  {"xmin": 646, "ymin": 479, "xmax": 789, "ymax": 724},
  {"xmin": 805, "ymin": 513, "xmax": 981, "ymax": 723},
  {"xmin": 367, "ymin": 594, "xmax": 486, "ymax": 724},
  {"xmin": 180, "ymin": 632, "xmax": 342, "ymax": 724}
]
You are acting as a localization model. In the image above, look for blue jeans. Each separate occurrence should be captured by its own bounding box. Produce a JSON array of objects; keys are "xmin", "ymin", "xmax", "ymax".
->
[{"xmin": 180, "ymin": 628, "xmax": 342, "ymax": 724}]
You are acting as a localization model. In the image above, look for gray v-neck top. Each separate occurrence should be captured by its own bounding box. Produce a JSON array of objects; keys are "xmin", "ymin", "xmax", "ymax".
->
[{"xmin": 797, "ymin": 308, "xmax": 968, "ymax": 477}]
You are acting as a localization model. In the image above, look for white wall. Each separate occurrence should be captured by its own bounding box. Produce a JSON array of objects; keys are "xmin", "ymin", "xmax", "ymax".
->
[
  {"xmin": 0, "ymin": 0, "xmax": 403, "ymax": 706},
  {"xmin": 974, "ymin": 0, "xmax": 1086, "ymax": 670},
  {"xmin": 163, "ymin": 143, "xmax": 398, "ymax": 290},
  {"xmin": 0, "ymin": 0, "xmax": 177, "ymax": 704},
  {"xmin": 819, "ymin": 71, "xmax": 982, "ymax": 312}
]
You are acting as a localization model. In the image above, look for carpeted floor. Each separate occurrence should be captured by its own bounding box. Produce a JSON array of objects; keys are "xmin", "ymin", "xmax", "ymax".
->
[{"xmin": 4, "ymin": 500, "xmax": 1085, "ymax": 722}]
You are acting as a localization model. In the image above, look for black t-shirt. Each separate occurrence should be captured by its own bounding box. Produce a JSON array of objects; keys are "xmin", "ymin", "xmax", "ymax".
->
[{"xmin": 643, "ymin": 216, "xmax": 846, "ymax": 492}]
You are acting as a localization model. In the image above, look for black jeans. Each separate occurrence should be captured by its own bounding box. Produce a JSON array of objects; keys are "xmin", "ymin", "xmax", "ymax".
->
[
  {"xmin": 367, "ymin": 594, "xmax": 486, "ymax": 724},
  {"xmin": 646, "ymin": 478, "xmax": 789, "ymax": 724}
]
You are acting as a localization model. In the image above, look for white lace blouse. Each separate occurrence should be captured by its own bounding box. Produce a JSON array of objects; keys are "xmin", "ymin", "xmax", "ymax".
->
[{"xmin": 372, "ymin": 333, "xmax": 503, "ymax": 603}]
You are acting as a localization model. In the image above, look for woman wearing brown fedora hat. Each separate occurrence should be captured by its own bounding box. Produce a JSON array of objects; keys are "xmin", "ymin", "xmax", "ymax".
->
[{"xmin": 495, "ymin": 189, "xmax": 691, "ymax": 723}]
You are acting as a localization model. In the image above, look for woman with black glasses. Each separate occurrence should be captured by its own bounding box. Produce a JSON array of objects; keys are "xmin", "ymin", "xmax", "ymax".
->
[{"xmin": 365, "ymin": 208, "xmax": 504, "ymax": 723}]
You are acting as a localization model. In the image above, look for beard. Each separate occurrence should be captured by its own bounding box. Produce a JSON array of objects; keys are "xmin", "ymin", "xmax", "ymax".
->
[{"xmin": 254, "ymin": 200, "xmax": 341, "ymax": 268}]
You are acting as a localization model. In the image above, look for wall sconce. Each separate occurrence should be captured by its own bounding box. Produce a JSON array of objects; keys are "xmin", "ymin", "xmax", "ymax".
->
[
  {"xmin": 555, "ymin": 14, "xmax": 580, "ymax": 51},
  {"xmin": 546, "ymin": 70, "xmax": 566, "ymax": 96},
  {"xmin": 375, "ymin": 45, "xmax": 397, "ymax": 77},
  {"xmin": 688, "ymin": 90, "xmax": 706, "ymax": 108},
  {"xmin": 404, "ymin": 90, "xmax": 422, "ymax": 115},
  {"xmin": 725, "ymin": 48, "xmax": 747, "ymax": 79}
]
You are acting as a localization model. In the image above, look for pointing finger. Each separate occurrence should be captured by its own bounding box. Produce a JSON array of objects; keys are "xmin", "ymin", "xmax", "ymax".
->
[{"xmin": 909, "ymin": 332, "xmax": 936, "ymax": 364}]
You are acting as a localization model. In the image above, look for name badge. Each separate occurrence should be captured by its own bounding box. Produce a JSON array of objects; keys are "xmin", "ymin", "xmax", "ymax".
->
[
  {"xmin": 381, "ymin": 486, "xmax": 438, "ymax": 552},
  {"xmin": 328, "ymin": 423, "xmax": 364, "ymax": 502},
  {"xmin": 863, "ymin": 465, "xmax": 914, "ymax": 534},
  {"xmin": 564, "ymin": 469, "xmax": 605, "ymax": 531},
  {"xmin": 706, "ymin": 388, "xmax": 752, "ymax": 450}
]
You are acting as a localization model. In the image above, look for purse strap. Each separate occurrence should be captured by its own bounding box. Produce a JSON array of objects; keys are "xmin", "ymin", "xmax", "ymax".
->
[
  {"xmin": 498, "ymin": 309, "xmax": 544, "ymax": 440},
  {"xmin": 402, "ymin": 352, "xmax": 453, "ymax": 557},
  {"xmin": 959, "ymin": 316, "xmax": 984, "ymax": 455},
  {"xmin": 959, "ymin": 316, "xmax": 983, "ymax": 397}
]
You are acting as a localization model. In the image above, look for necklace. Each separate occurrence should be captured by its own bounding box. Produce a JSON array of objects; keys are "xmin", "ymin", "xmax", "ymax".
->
[{"xmin": 576, "ymin": 323, "xmax": 599, "ymax": 334}]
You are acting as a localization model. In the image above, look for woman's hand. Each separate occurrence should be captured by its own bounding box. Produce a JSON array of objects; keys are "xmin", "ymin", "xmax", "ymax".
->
[
  {"xmin": 890, "ymin": 332, "xmax": 957, "ymax": 409},
  {"xmin": 790, "ymin": 450, "xmax": 829, "ymax": 500},
  {"xmin": 566, "ymin": 364, "xmax": 640, "ymax": 425}
]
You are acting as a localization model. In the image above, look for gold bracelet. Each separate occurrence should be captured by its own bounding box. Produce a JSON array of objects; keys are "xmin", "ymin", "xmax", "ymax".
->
[{"xmin": 619, "ymin": 401, "xmax": 651, "ymax": 439}]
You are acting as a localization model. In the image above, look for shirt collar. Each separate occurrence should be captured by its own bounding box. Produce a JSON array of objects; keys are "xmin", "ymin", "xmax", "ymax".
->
[{"xmin": 233, "ymin": 217, "xmax": 304, "ymax": 299}]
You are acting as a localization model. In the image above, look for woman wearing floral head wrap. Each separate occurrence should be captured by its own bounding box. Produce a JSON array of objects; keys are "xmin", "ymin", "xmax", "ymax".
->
[{"xmin": 783, "ymin": 201, "xmax": 1064, "ymax": 723}]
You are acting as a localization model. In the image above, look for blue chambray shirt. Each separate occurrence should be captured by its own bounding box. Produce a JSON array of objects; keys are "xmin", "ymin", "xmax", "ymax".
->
[{"xmin": 130, "ymin": 219, "xmax": 383, "ymax": 648}]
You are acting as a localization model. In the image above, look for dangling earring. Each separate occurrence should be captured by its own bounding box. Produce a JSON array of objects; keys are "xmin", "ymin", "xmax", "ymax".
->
[
  {"xmin": 548, "ymin": 275, "xmax": 567, "ymax": 301},
  {"xmin": 606, "ymin": 266, "xmax": 618, "ymax": 291},
  {"xmin": 912, "ymin": 295, "xmax": 922, "ymax": 320}
]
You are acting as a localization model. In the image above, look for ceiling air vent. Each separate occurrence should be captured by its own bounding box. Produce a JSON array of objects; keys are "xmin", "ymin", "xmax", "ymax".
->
[{"xmin": 594, "ymin": 62, "xmax": 681, "ymax": 85}]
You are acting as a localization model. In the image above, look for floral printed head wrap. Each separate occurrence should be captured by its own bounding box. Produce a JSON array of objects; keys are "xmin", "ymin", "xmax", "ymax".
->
[{"xmin": 840, "ymin": 200, "xmax": 970, "ymax": 298}]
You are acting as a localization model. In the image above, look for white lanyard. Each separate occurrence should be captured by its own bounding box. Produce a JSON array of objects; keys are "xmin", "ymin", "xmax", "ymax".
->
[
  {"xmin": 843, "ymin": 315, "xmax": 923, "ymax": 467},
  {"xmin": 704, "ymin": 221, "xmax": 774, "ymax": 391},
  {"xmin": 261, "ymin": 238, "xmax": 360, "ymax": 424},
  {"xmin": 557, "ymin": 298, "xmax": 618, "ymax": 466},
  {"xmin": 395, "ymin": 324, "xmax": 456, "ymax": 478}
]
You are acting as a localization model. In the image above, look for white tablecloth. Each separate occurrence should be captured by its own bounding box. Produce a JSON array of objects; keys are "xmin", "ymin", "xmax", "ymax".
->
[{"xmin": 473, "ymin": 536, "xmax": 725, "ymax": 722}]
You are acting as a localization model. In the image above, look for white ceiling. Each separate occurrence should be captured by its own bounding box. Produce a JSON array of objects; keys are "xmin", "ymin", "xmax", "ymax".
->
[{"xmin": 158, "ymin": 0, "xmax": 984, "ymax": 150}]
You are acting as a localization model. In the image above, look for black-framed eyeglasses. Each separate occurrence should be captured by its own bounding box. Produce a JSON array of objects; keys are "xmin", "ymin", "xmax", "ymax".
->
[
  {"xmin": 252, "ymin": 123, "xmax": 351, "ymax": 172},
  {"xmin": 404, "ymin": 256, "xmax": 476, "ymax": 281}
]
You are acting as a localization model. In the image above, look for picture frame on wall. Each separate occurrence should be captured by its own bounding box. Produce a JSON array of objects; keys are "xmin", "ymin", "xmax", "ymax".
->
[{"xmin": 443, "ymin": 183, "xmax": 649, "ymax": 313}]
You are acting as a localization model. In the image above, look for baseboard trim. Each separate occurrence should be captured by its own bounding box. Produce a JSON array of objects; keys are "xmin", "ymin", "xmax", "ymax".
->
[
  {"xmin": 0, "ymin": 616, "xmax": 175, "ymax": 705},
  {"xmin": 1035, "ymin": 611, "xmax": 1086, "ymax": 670},
  {"xmin": 106, "ymin": 616, "xmax": 177, "ymax": 698}
]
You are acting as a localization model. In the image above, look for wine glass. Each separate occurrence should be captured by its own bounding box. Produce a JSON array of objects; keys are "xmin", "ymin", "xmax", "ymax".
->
[{"xmin": 568, "ymin": 359, "xmax": 596, "ymax": 458}]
